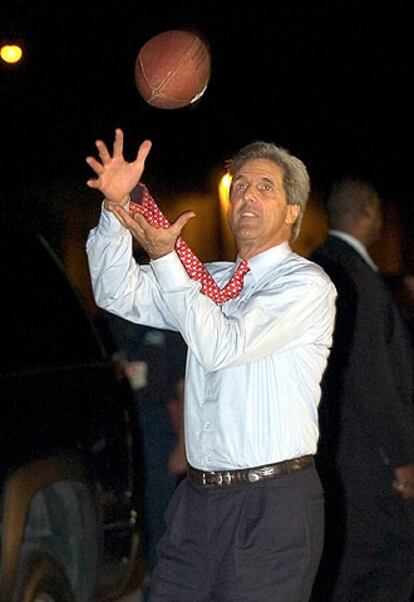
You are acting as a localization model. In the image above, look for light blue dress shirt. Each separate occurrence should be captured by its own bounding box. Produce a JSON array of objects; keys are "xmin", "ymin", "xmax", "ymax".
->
[{"xmin": 87, "ymin": 207, "xmax": 337, "ymax": 471}]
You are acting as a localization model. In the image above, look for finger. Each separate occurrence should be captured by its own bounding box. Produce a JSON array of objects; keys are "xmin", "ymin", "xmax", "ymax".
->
[
  {"xmin": 109, "ymin": 203, "xmax": 130, "ymax": 220},
  {"xmin": 85, "ymin": 156, "xmax": 104, "ymax": 174},
  {"xmin": 86, "ymin": 178, "xmax": 100, "ymax": 189},
  {"xmin": 112, "ymin": 205, "xmax": 145, "ymax": 234},
  {"xmin": 401, "ymin": 488, "xmax": 414, "ymax": 500},
  {"xmin": 170, "ymin": 211, "xmax": 196, "ymax": 236},
  {"xmin": 113, "ymin": 128, "xmax": 124, "ymax": 157},
  {"xmin": 133, "ymin": 139, "xmax": 152, "ymax": 170},
  {"xmin": 131, "ymin": 211, "xmax": 162, "ymax": 238},
  {"xmin": 133, "ymin": 208, "xmax": 166, "ymax": 231},
  {"xmin": 110, "ymin": 205, "xmax": 136, "ymax": 231},
  {"xmin": 393, "ymin": 480, "xmax": 413, "ymax": 499},
  {"xmin": 95, "ymin": 140, "xmax": 111, "ymax": 164},
  {"xmin": 129, "ymin": 203, "xmax": 145, "ymax": 217},
  {"xmin": 106, "ymin": 204, "xmax": 128, "ymax": 227},
  {"xmin": 132, "ymin": 211, "xmax": 153, "ymax": 227},
  {"xmin": 393, "ymin": 481, "xmax": 402, "ymax": 492}
]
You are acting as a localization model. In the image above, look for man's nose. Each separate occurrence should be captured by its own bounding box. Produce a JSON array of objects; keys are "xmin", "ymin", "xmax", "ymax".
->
[{"xmin": 242, "ymin": 184, "xmax": 257, "ymax": 202}]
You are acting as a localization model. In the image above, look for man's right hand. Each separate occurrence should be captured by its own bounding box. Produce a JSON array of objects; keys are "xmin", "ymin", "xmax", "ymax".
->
[
  {"xmin": 393, "ymin": 464, "xmax": 414, "ymax": 500},
  {"xmin": 86, "ymin": 128, "xmax": 152, "ymax": 206}
]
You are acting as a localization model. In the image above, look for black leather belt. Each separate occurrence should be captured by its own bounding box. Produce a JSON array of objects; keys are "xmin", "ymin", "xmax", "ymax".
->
[{"xmin": 187, "ymin": 455, "xmax": 313, "ymax": 487}]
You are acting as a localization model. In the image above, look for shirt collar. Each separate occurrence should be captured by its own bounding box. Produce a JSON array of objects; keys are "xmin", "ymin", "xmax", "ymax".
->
[
  {"xmin": 237, "ymin": 242, "xmax": 292, "ymax": 281},
  {"xmin": 329, "ymin": 230, "xmax": 379, "ymax": 272}
]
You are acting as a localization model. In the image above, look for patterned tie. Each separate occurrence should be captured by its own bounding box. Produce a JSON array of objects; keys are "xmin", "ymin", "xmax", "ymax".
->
[{"xmin": 129, "ymin": 183, "xmax": 249, "ymax": 304}]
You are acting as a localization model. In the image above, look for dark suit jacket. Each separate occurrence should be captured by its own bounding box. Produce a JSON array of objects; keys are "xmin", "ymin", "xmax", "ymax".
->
[{"xmin": 311, "ymin": 235, "xmax": 414, "ymax": 489}]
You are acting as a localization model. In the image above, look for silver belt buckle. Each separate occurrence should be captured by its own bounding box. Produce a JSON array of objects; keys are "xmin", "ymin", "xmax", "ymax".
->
[
  {"xmin": 224, "ymin": 471, "xmax": 232, "ymax": 485},
  {"xmin": 248, "ymin": 470, "xmax": 260, "ymax": 483}
]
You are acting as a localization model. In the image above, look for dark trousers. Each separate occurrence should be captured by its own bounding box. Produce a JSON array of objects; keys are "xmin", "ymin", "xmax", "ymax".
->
[
  {"xmin": 312, "ymin": 459, "xmax": 414, "ymax": 602},
  {"xmin": 331, "ymin": 501, "xmax": 414, "ymax": 602},
  {"xmin": 150, "ymin": 465, "xmax": 324, "ymax": 601}
]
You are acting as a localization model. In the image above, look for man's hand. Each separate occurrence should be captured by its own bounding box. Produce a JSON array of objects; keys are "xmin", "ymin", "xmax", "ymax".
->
[
  {"xmin": 86, "ymin": 128, "xmax": 152, "ymax": 205},
  {"xmin": 393, "ymin": 464, "xmax": 414, "ymax": 500},
  {"xmin": 107, "ymin": 203, "xmax": 195, "ymax": 260}
]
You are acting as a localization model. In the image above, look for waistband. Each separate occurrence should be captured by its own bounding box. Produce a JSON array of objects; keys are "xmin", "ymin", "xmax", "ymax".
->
[{"xmin": 187, "ymin": 455, "xmax": 314, "ymax": 487}]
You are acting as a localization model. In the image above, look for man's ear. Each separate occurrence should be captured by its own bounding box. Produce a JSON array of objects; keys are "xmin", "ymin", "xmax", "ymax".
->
[
  {"xmin": 362, "ymin": 203, "xmax": 373, "ymax": 217},
  {"xmin": 286, "ymin": 204, "xmax": 300, "ymax": 225}
]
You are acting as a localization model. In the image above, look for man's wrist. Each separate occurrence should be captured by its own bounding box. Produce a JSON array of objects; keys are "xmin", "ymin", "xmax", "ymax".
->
[
  {"xmin": 148, "ymin": 247, "xmax": 176, "ymax": 261},
  {"xmin": 103, "ymin": 194, "xmax": 130, "ymax": 211}
]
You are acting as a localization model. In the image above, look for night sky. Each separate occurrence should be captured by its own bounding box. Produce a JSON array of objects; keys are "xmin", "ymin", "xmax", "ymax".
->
[{"xmin": 2, "ymin": 1, "xmax": 414, "ymax": 215}]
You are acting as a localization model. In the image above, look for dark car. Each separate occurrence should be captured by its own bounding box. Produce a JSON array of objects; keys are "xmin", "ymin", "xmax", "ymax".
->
[{"xmin": 0, "ymin": 222, "xmax": 145, "ymax": 602}]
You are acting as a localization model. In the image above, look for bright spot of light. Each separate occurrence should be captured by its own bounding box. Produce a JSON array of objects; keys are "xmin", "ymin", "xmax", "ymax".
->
[
  {"xmin": 0, "ymin": 44, "xmax": 23, "ymax": 64},
  {"xmin": 218, "ymin": 172, "xmax": 232, "ymax": 212}
]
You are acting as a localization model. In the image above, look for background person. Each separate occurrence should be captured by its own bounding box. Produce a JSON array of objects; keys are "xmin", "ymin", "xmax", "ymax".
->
[{"xmin": 310, "ymin": 177, "xmax": 414, "ymax": 602}]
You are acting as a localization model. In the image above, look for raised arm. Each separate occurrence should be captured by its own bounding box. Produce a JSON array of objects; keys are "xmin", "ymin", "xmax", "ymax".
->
[{"xmin": 86, "ymin": 129, "xmax": 194, "ymax": 259}]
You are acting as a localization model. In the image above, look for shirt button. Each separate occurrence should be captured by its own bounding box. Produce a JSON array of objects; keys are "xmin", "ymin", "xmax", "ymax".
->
[
  {"xmin": 205, "ymin": 422, "xmax": 210, "ymax": 430},
  {"xmin": 206, "ymin": 455, "xmax": 211, "ymax": 463}
]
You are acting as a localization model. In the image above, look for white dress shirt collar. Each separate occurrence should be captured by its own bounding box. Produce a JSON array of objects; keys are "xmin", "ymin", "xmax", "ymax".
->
[
  {"xmin": 329, "ymin": 230, "xmax": 379, "ymax": 272},
  {"xmin": 237, "ymin": 242, "xmax": 292, "ymax": 282}
]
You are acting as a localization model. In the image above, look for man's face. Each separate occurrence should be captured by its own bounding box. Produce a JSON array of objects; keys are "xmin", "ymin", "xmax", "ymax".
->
[{"xmin": 228, "ymin": 158, "xmax": 299, "ymax": 259}]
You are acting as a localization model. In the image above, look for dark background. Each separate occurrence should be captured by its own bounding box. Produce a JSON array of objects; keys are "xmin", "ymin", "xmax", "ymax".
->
[{"xmin": 1, "ymin": 0, "xmax": 413, "ymax": 258}]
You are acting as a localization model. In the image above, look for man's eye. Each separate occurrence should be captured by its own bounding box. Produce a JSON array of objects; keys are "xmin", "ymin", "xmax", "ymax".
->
[
  {"xmin": 260, "ymin": 183, "xmax": 272, "ymax": 192},
  {"xmin": 235, "ymin": 182, "xmax": 246, "ymax": 191}
]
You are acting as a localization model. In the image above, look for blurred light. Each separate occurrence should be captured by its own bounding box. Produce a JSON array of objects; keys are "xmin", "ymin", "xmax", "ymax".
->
[
  {"xmin": 217, "ymin": 172, "xmax": 237, "ymax": 259},
  {"xmin": 218, "ymin": 172, "xmax": 232, "ymax": 212},
  {"xmin": 0, "ymin": 44, "xmax": 23, "ymax": 64}
]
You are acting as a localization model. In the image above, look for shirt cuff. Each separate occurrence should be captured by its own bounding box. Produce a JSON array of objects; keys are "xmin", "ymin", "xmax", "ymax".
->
[
  {"xmin": 97, "ymin": 200, "xmax": 130, "ymax": 237},
  {"xmin": 151, "ymin": 251, "xmax": 192, "ymax": 292}
]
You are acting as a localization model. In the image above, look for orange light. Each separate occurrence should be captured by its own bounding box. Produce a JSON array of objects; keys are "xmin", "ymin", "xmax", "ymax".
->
[
  {"xmin": 218, "ymin": 172, "xmax": 232, "ymax": 212},
  {"xmin": 217, "ymin": 172, "xmax": 237, "ymax": 259},
  {"xmin": 0, "ymin": 44, "xmax": 23, "ymax": 64}
]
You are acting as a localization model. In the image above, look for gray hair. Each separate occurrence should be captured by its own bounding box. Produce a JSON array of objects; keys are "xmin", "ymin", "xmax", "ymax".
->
[
  {"xmin": 327, "ymin": 177, "xmax": 380, "ymax": 228},
  {"xmin": 228, "ymin": 141, "xmax": 310, "ymax": 241}
]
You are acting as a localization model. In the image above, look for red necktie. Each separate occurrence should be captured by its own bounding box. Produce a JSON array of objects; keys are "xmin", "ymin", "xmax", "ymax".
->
[{"xmin": 129, "ymin": 184, "xmax": 249, "ymax": 304}]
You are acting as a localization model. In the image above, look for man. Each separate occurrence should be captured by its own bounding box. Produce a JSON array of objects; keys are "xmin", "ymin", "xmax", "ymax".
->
[
  {"xmin": 310, "ymin": 178, "xmax": 414, "ymax": 602},
  {"xmin": 86, "ymin": 129, "xmax": 336, "ymax": 601}
]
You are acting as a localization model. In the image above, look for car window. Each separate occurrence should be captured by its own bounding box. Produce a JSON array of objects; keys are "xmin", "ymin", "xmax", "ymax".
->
[{"xmin": 1, "ymin": 225, "xmax": 104, "ymax": 373}]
